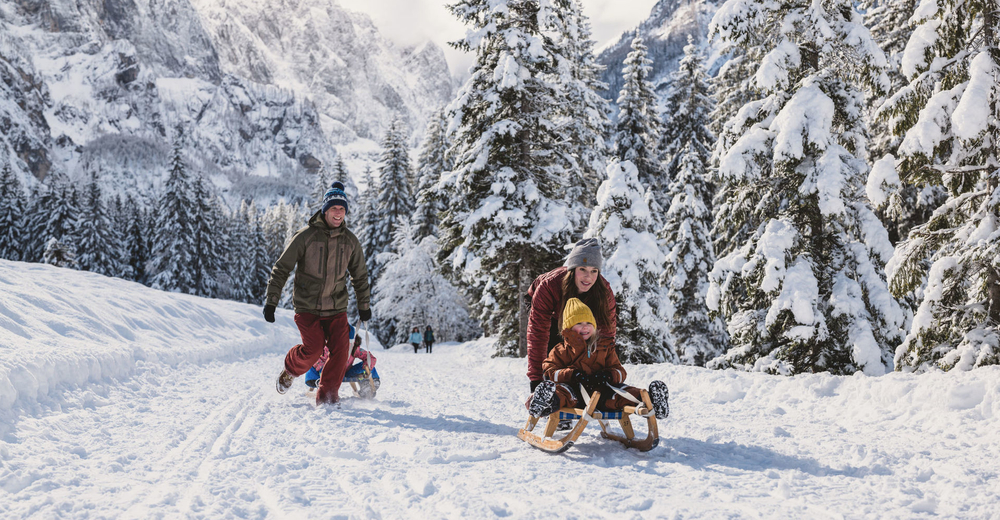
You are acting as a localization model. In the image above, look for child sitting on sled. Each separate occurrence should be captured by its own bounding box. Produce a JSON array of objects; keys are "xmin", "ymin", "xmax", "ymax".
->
[
  {"xmin": 305, "ymin": 323, "xmax": 381, "ymax": 398},
  {"xmin": 527, "ymin": 298, "xmax": 669, "ymax": 419}
]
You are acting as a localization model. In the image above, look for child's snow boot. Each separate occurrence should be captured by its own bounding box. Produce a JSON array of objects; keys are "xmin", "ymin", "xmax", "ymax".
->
[
  {"xmin": 649, "ymin": 380, "xmax": 669, "ymax": 419},
  {"xmin": 276, "ymin": 369, "xmax": 295, "ymax": 394},
  {"xmin": 528, "ymin": 381, "xmax": 560, "ymax": 418}
]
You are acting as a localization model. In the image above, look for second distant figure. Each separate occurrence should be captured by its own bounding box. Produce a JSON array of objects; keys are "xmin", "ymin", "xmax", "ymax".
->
[{"xmin": 424, "ymin": 325, "xmax": 434, "ymax": 354}]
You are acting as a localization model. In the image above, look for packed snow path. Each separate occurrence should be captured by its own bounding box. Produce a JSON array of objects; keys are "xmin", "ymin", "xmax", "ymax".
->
[{"xmin": 2, "ymin": 261, "xmax": 999, "ymax": 518}]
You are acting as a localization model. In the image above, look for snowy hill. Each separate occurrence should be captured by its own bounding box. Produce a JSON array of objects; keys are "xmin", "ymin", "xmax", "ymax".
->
[
  {"xmin": 2, "ymin": 259, "xmax": 999, "ymax": 518},
  {"xmin": 0, "ymin": 0, "xmax": 454, "ymax": 202}
]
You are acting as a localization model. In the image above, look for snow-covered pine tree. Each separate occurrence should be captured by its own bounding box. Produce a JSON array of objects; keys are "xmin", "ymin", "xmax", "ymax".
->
[
  {"xmin": 374, "ymin": 221, "xmax": 481, "ymax": 345},
  {"xmin": 706, "ymin": 0, "xmax": 905, "ymax": 375},
  {"xmin": 356, "ymin": 165, "xmax": 378, "ymax": 264},
  {"xmin": 121, "ymin": 195, "xmax": 150, "ymax": 284},
  {"xmin": 585, "ymin": 160, "xmax": 673, "ymax": 363},
  {"xmin": 309, "ymin": 165, "xmax": 333, "ymax": 212},
  {"xmin": 76, "ymin": 171, "xmax": 124, "ymax": 277},
  {"xmin": 150, "ymin": 146, "xmax": 196, "ymax": 293},
  {"xmin": 42, "ymin": 237, "xmax": 76, "ymax": 268},
  {"xmin": 246, "ymin": 202, "xmax": 271, "ymax": 304},
  {"xmin": 330, "ymin": 155, "xmax": 359, "ymax": 201},
  {"xmin": 660, "ymin": 38, "xmax": 715, "ymax": 182},
  {"xmin": 662, "ymin": 146, "xmax": 728, "ymax": 365},
  {"xmin": 412, "ymin": 108, "xmax": 451, "ymax": 241},
  {"xmin": 367, "ymin": 118, "xmax": 415, "ymax": 285},
  {"xmin": 189, "ymin": 175, "xmax": 225, "ymax": 298},
  {"xmin": 21, "ymin": 184, "xmax": 52, "ymax": 263},
  {"xmin": 613, "ymin": 37, "xmax": 666, "ymax": 217},
  {"xmin": 0, "ymin": 164, "xmax": 25, "ymax": 261},
  {"xmin": 550, "ymin": 0, "xmax": 611, "ymax": 213},
  {"xmin": 23, "ymin": 175, "xmax": 81, "ymax": 266},
  {"xmin": 862, "ymin": 0, "xmax": 947, "ymax": 246},
  {"xmin": 441, "ymin": 0, "xmax": 575, "ymax": 356},
  {"xmin": 887, "ymin": 0, "xmax": 1000, "ymax": 371},
  {"xmin": 229, "ymin": 200, "xmax": 267, "ymax": 303}
]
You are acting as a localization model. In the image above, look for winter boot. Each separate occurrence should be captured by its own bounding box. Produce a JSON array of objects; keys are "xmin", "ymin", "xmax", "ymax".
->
[
  {"xmin": 358, "ymin": 379, "xmax": 381, "ymax": 399},
  {"xmin": 276, "ymin": 369, "xmax": 295, "ymax": 395},
  {"xmin": 648, "ymin": 380, "xmax": 669, "ymax": 419},
  {"xmin": 528, "ymin": 381, "xmax": 560, "ymax": 418}
]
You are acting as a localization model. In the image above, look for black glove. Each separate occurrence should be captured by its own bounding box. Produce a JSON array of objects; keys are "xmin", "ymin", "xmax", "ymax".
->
[
  {"xmin": 359, "ymin": 307, "xmax": 372, "ymax": 322},
  {"xmin": 593, "ymin": 370, "xmax": 612, "ymax": 385},
  {"xmin": 263, "ymin": 304, "xmax": 275, "ymax": 323},
  {"xmin": 571, "ymin": 370, "xmax": 587, "ymax": 384},
  {"xmin": 530, "ymin": 380, "xmax": 542, "ymax": 392}
]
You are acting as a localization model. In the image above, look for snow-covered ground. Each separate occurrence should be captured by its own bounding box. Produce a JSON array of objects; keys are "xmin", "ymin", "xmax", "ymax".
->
[{"xmin": 1, "ymin": 259, "xmax": 999, "ymax": 519}]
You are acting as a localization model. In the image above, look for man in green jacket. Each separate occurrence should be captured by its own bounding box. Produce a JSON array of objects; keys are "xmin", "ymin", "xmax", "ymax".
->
[{"xmin": 263, "ymin": 181, "xmax": 372, "ymax": 405}]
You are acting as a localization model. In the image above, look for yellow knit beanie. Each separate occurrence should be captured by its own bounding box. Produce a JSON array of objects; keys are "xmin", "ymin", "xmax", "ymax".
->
[{"xmin": 562, "ymin": 298, "xmax": 597, "ymax": 331}]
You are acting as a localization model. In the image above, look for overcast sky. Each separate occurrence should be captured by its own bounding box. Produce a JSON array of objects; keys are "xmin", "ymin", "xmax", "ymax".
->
[{"xmin": 338, "ymin": 0, "xmax": 660, "ymax": 75}]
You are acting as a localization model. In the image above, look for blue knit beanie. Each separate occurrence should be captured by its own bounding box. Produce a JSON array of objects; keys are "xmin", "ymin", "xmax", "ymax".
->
[{"xmin": 321, "ymin": 181, "xmax": 349, "ymax": 214}]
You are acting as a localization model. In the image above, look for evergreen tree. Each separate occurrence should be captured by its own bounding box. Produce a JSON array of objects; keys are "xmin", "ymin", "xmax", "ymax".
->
[
  {"xmin": 413, "ymin": 108, "xmax": 451, "ymax": 241},
  {"xmin": 22, "ymin": 175, "xmax": 80, "ymax": 266},
  {"xmin": 707, "ymin": 0, "xmax": 905, "ymax": 375},
  {"xmin": 21, "ymin": 184, "xmax": 53, "ymax": 263},
  {"xmin": 42, "ymin": 237, "xmax": 76, "ymax": 268},
  {"xmin": 368, "ymin": 118, "xmax": 415, "ymax": 284},
  {"xmin": 662, "ymin": 147, "xmax": 728, "ymax": 365},
  {"xmin": 660, "ymin": 38, "xmax": 715, "ymax": 182},
  {"xmin": 0, "ymin": 164, "xmax": 25, "ymax": 261},
  {"xmin": 613, "ymin": 37, "xmax": 666, "ymax": 215},
  {"xmin": 189, "ymin": 175, "xmax": 224, "ymax": 298},
  {"xmin": 309, "ymin": 165, "xmax": 333, "ymax": 212},
  {"xmin": 230, "ymin": 200, "xmax": 270, "ymax": 304},
  {"xmin": 150, "ymin": 146, "xmax": 196, "ymax": 293},
  {"xmin": 551, "ymin": 0, "xmax": 612, "ymax": 213},
  {"xmin": 585, "ymin": 160, "xmax": 673, "ymax": 363},
  {"xmin": 374, "ymin": 222, "xmax": 481, "ymax": 345},
  {"xmin": 441, "ymin": 0, "xmax": 575, "ymax": 356},
  {"xmin": 357, "ymin": 165, "xmax": 379, "ymax": 266},
  {"xmin": 887, "ymin": 0, "xmax": 1000, "ymax": 371},
  {"xmin": 330, "ymin": 155, "xmax": 358, "ymax": 200},
  {"xmin": 121, "ymin": 195, "xmax": 149, "ymax": 284},
  {"xmin": 76, "ymin": 171, "xmax": 124, "ymax": 277}
]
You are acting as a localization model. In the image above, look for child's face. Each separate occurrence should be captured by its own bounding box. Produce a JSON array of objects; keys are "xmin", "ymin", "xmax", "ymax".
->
[{"xmin": 572, "ymin": 322, "xmax": 595, "ymax": 339}]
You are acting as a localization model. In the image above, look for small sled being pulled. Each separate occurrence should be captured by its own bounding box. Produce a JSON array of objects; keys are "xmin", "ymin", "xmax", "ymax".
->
[{"xmin": 517, "ymin": 387, "xmax": 659, "ymax": 454}]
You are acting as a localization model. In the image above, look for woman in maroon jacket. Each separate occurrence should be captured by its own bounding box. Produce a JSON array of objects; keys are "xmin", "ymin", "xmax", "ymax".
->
[{"xmin": 525, "ymin": 238, "xmax": 617, "ymax": 392}]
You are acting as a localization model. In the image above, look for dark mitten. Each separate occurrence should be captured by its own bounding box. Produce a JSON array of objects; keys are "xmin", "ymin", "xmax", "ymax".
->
[
  {"xmin": 571, "ymin": 370, "xmax": 587, "ymax": 384},
  {"xmin": 594, "ymin": 370, "xmax": 612, "ymax": 385},
  {"xmin": 263, "ymin": 304, "xmax": 276, "ymax": 323},
  {"xmin": 358, "ymin": 308, "xmax": 372, "ymax": 322},
  {"xmin": 530, "ymin": 380, "xmax": 542, "ymax": 392}
]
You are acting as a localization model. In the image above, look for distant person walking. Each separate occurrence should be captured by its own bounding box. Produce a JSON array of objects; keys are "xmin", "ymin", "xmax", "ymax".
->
[
  {"xmin": 409, "ymin": 327, "xmax": 422, "ymax": 353},
  {"xmin": 263, "ymin": 181, "xmax": 373, "ymax": 405},
  {"xmin": 424, "ymin": 325, "xmax": 435, "ymax": 354}
]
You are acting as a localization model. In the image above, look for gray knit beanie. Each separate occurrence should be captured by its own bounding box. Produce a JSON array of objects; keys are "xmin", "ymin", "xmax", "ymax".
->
[{"xmin": 565, "ymin": 238, "xmax": 603, "ymax": 270}]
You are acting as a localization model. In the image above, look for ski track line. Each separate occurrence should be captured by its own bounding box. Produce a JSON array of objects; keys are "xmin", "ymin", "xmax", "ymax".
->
[{"xmin": 121, "ymin": 383, "xmax": 262, "ymax": 517}]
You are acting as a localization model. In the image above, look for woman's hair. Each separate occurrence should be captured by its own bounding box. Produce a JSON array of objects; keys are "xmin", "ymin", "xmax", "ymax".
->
[{"xmin": 560, "ymin": 268, "xmax": 611, "ymax": 330}]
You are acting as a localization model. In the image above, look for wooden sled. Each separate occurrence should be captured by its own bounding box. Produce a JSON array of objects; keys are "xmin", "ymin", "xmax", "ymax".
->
[{"xmin": 517, "ymin": 388, "xmax": 659, "ymax": 454}]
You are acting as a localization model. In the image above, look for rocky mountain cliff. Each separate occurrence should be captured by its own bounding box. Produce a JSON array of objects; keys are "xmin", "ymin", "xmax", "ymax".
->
[
  {"xmin": 596, "ymin": 0, "xmax": 718, "ymax": 104},
  {"xmin": 0, "ymin": 0, "xmax": 454, "ymax": 203}
]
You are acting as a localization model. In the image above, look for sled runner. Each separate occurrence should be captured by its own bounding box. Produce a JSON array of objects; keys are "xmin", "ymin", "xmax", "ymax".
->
[{"xmin": 517, "ymin": 387, "xmax": 659, "ymax": 454}]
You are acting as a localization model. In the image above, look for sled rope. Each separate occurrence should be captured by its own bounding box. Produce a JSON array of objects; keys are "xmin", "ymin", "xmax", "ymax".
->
[{"xmin": 359, "ymin": 320, "xmax": 377, "ymax": 394}]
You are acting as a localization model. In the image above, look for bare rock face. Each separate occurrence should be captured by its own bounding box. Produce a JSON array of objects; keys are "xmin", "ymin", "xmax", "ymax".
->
[
  {"xmin": 0, "ymin": 30, "xmax": 53, "ymax": 181},
  {"xmin": 0, "ymin": 0, "xmax": 455, "ymax": 204}
]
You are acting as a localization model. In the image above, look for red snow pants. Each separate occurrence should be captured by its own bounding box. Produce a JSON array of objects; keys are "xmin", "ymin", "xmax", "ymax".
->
[{"xmin": 286, "ymin": 312, "xmax": 350, "ymax": 404}]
